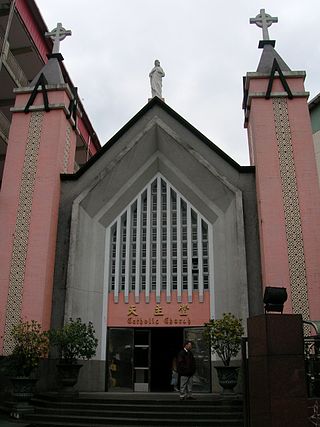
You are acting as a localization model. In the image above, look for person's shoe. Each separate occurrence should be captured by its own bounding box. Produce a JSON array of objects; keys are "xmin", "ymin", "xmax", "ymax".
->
[
  {"xmin": 179, "ymin": 396, "xmax": 186, "ymax": 400},
  {"xmin": 186, "ymin": 396, "xmax": 196, "ymax": 400}
]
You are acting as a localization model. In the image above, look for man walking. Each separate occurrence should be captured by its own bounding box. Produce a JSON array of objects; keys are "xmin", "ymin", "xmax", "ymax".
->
[{"xmin": 177, "ymin": 340, "xmax": 196, "ymax": 400}]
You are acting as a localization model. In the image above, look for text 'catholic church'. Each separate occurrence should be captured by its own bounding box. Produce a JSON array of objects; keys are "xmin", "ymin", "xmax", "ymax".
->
[{"xmin": 1, "ymin": 2, "xmax": 320, "ymax": 393}]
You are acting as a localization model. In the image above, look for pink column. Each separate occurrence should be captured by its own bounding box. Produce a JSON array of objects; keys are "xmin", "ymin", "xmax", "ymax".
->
[
  {"xmin": 246, "ymin": 75, "xmax": 320, "ymax": 319},
  {"xmin": 0, "ymin": 87, "xmax": 77, "ymax": 353}
]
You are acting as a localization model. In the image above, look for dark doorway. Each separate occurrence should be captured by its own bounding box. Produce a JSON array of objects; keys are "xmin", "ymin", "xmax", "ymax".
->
[{"xmin": 150, "ymin": 328, "xmax": 183, "ymax": 392}]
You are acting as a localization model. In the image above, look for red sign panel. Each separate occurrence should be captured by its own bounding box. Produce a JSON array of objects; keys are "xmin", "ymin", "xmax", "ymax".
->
[{"xmin": 107, "ymin": 291, "xmax": 210, "ymax": 327}]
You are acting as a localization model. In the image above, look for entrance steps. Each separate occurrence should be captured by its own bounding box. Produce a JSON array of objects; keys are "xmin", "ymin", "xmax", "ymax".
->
[{"xmin": 24, "ymin": 393, "xmax": 244, "ymax": 426}]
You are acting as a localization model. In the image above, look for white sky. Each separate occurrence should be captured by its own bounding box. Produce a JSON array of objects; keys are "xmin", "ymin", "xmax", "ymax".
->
[{"xmin": 35, "ymin": 1, "xmax": 320, "ymax": 165}]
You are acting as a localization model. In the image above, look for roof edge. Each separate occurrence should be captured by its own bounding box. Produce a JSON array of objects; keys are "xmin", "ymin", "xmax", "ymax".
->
[{"xmin": 61, "ymin": 96, "xmax": 252, "ymax": 181}]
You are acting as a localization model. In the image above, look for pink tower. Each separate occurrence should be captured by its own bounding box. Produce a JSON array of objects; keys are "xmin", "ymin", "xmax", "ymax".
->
[
  {"xmin": 0, "ymin": 24, "xmax": 77, "ymax": 354},
  {"xmin": 244, "ymin": 10, "xmax": 320, "ymax": 319}
]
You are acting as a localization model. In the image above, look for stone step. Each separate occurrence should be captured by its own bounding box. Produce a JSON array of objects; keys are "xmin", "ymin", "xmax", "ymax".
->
[
  {"xmin": 25, "ymin": 394, "xmax": 245, "ymax": 427},
  {"xmin": 26, "ymin": 414, "xmax": 244, "ymax": 427},
  {"xmin": 31, "ymin": 398, "xmax": 242, "ymax": 413},
  {"xmin": 27, "ymin": 423, "xmax": 244, "ymax": 427},
  {"xmin": 32, "ymin": 406, "xmax": 243, "ymax": 420},
  {"xmin": 33, "ymin": 394, "xmax": 243, "ymax": 406}
]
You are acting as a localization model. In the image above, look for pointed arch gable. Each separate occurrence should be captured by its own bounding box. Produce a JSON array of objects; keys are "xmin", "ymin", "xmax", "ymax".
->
[{"xmin": 58, "ymin": 106, "xmax": 252, "ymax": 364}]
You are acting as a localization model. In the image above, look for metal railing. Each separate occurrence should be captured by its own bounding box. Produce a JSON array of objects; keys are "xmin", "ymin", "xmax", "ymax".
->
[
  {"xmin": 0, "ymin": 110, "xmax": 10, "ymax": 141},
  {"xmin": 0, "ymin": 30, "xmax": 28, "ymax": 87},
  {"xmin": 305, "ymin": 336, "xmax": 320, "ymax": 398}
]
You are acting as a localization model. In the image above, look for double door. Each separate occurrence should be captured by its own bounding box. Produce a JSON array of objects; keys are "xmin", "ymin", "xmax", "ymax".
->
[{"xmin": 107, "ymin": 327, "xmax": 210, "ymax": 392}]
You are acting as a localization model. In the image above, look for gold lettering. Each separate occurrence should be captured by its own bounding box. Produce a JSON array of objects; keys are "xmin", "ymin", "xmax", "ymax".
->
[
  {"xmin": 128, "ymin": 305, "xmax": 138, "ymax": 317},
  {"xmin": 127, "ymin": 315, "xmax": 191, "ymax": 327},
  {"xmin": 178, "ymin": 304, "xmax": 189, "ymax": 316},
  {"xmin": 154, "ymin": 304, "xmax": 164, "ymax": 316}
]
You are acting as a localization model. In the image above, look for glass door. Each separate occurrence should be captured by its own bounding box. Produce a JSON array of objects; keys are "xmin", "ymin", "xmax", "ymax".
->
[
  {"xmin": 107, "ymin": 328, "xmax": 134, "ymax": 391},
  {"xmin": 134, "ymin": 329, "xmax": 150, "ymax": 392},
  {"xmin": 184, "ymin": 327, "xmax": 211, "ymax": 392}
]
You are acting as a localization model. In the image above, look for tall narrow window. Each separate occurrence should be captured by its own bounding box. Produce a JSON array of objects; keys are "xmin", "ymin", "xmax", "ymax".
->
[{"xmin": 108, "ymin": 175, "xmax": 211, "ymax": 299}]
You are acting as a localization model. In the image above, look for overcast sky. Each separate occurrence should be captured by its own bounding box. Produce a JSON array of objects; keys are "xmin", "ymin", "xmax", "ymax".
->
[{"xmin": 35, "ymin": 0, "xmax": 320, "ymax": 165}]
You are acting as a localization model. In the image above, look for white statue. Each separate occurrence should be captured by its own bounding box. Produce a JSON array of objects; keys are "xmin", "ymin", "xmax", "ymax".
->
[{"xmin": 149, "ymin": 59, "xmax": 165, "ymax": 98}]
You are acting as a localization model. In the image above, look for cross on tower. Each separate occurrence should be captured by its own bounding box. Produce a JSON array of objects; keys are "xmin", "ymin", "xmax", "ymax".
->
[
  {"xmin": 45, "ymin": 22, "xmax": 72, "ymax": 54},
  {"xmin": 250, "ymin": 9, "xmax": 278, "ymax": 41}
]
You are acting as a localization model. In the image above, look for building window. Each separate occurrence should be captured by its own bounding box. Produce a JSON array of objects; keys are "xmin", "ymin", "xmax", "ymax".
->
[
  {"xmin": 108, "ymin": 175, "xmax": 211, "ymax": 295},
  {"xmin": 182, "ymin": 275, "xmax": 188, "ymax": 290}
]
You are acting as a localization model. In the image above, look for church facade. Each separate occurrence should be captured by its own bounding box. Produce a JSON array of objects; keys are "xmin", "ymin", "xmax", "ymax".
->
[
  {"xmin": 0, "ymin": 2, "xmax": 320, "ymax": 392},
  {"xmin": 54, "ymin": 98, "xmax": 260, "ymax": 391}
]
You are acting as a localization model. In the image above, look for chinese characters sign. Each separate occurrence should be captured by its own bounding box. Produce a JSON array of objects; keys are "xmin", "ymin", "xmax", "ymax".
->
[
  {"xmin": 107, "ymin": 292, "xmax": 209, "ymax": 327},
  {"xmin": 127, "ymin": 303, "xmax": 191, "ymax": 325}
]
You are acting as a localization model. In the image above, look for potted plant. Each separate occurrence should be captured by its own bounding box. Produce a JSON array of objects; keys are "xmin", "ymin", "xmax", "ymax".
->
[
  {"xmin": 3, "ymin": 320, "xmax": 49, "ymax": 417},
  {"xmin": 204, "ymin": 313, "xmax": 244, "ymax": 393},
  {"xmin": 49, "ymin": 318, "xmax": 98, "ymax": 394}
]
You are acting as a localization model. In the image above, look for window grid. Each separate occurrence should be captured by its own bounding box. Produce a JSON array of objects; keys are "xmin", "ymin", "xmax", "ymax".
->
[{"xmin": 108, "ymin": 176, "xmax": 210, "ymax": 299}]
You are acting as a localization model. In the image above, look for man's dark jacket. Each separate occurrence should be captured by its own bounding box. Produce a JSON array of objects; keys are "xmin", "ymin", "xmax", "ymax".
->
[{"xmin": 177, "ymin": 349, "xmax": 196, "ymax": 377}]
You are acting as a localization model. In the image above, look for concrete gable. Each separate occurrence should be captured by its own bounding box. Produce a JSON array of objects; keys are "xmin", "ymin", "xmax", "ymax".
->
[{"xmin": 63, "ymin": 102, "xmax": 247, "ymax": 224}]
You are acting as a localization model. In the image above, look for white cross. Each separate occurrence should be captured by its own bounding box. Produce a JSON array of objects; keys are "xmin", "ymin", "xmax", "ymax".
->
[
  {"xmin": 250, "ymin": 9, "xmax": 278, "ymax": 41},
  {"xmin": 45, "ymin": 23, "xmax": 72, "ymax": 54}
]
